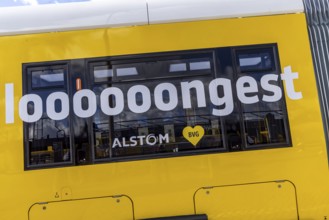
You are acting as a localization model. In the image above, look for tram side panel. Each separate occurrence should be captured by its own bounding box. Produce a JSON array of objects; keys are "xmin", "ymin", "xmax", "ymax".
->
[{"xmin": 0, "ymin": 12, "xmax": 327, "ymax": 219}]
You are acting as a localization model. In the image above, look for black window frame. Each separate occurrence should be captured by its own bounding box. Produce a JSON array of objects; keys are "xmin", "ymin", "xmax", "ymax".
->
[
  {"xmin": 22, "ymin": 44, "xmax": 292, "ymax": 170},
  {"xmin": 23, "ymin": 61, "xmax": 74, "ymax": 169},
  {"xmin": 232, "ymin": 45, "xmax": 291, "ymax": 149}
]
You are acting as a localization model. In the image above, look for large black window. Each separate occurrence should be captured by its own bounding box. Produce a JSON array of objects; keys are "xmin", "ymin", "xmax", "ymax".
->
[
  {"xmin": 234, "ymin": 48, "xmax": 289, "ymax": 147},
  {"xmin": 23, "ymin": 44, "xmax": 291, "ymax": 169},
  {"xmin": 90, "ymin": 52, "xmax": 224, "ymax": 160},
  {"xmin": 23, "ymin": 64, "xmax": 72, "ymax": 168}
]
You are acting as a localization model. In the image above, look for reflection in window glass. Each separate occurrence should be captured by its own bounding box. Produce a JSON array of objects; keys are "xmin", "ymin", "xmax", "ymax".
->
[
  {"xmin": 40, "ymin": 73, "xmax": 64, "ymax": 82},
  {"xmin": 238, "ymin": 51, "xmax": 273, "ymax": 72},
  {"xmin": 32, "ymin": 69, "xmax": 64, "ymax": 88},
  {"xmin": 116, "ymin": 67, "xmax": 138, "ymax": 76},
  {"xmin": 92, "ymin": 73, "xmax": 224, "ymax": 159},
  {"xmin": 241, "ymin": 88, "xmax": 287, "ymax": 147},
  {"xmin": 236, "ymin": 48, "xmax": 288, "ymax": 147},
  {"xmin": 26, "ymin": 65, "xmax": 71, "ymax": 168},
  {"xmin": 244, "ymin": 111, "xmax": 286, "ymax": 146},
  {"xmin": 239, "ymin": 57, "xmax": 261, "ymax": 66},
  {"xmin": 27, "ymin": 115, "xmax": 71, "ymax": 165},
  {"xmin": 169, "ymin": 63, "xmax": 187, "ymax": 72},
  {"xmin": 94, "ymin": 66, "xmax": 113, "ymax": 82},
  {"xmin": 190, "ymin": 61, "xmax": 211, "ymax": 71},
  {"xmin": 111, "ymin": 54, "xmax": 213, "ymax": 81}
]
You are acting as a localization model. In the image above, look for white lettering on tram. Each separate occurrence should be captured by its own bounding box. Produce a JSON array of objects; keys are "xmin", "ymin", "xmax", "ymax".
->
[
  {"xmin": 127, "ymin": 85, "xmax": 152, "ymax": 114},
  {"xmin": 112, "ymin": 134, "xmax": 169, "ymax": 148},
  {"xmin": 154, "ymin": 83, "xmax": 178, "ymax": 111},
  {"xmin": 281, "ymin": 66, "xmax": 303, "ymax": 100},
  {"xmin": 261, "ymin": 74, "xmax": 282, "ymax": 102},
  {"xmin": 5, "ymin": 83, "xmax": 14, "ymax": 124},
  {"xmin": 236, "ymin": 76, "xmax": 259, "ymax": 104},
  {"xmin": 209, "ymin": 78, "xmax": 234, "ymax": 116},
  {"xmin": 181, "ymin": 80, "xmax": 206, "ymax": 109},
  {"xmin": 5, "ymin": 66, "xmax": 302, "ymax": 124},
  {"xmin": 47, "ymin": 92, "xmax": 69, "ymax": 120},
  {"xmin": 100, "ymin": 87, "xmax": 124, "ymax": 116},
  {"xmin": 73, "ymin": 89, "xmax": 97, "ymax": 118},
  {"xmin": 19, "ymin": 94, "xmax": 43, "ymax": 123}
]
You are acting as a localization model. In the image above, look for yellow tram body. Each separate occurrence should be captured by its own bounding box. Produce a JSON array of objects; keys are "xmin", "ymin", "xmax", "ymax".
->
[{"xmin": 0, "ymin": 0, "xmax": 327, "ymax": 219}]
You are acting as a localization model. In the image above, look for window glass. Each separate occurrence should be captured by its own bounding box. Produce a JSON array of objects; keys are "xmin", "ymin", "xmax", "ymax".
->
[
  {"xmin": 236, "ymin": 47, "xmax": 288, "ymax": 147},
  {"xmin": 169, "ymin": 63, "xmax": 187, "ymax": 72},
  {"xmin": 94, "ymin": 65, "xmax": 113, "ymax": 83},
  {"xmin": 116, "ymin": 67, "xmax": 138, "ymax": 76},
  {"xmin": 110, "ymin": 53, "xmax": 213, "ymax": 82},
  {"xmin": 25, "ymin": 65, "xmax": 72, "ymax": 168},
  {"xmin": 32, "ymin": 68, "xmax": 65, "ymax": 88},
  {"xmin": 189, "ymin": 60, "xmax": 211, "ymax": 71},
  {"xmin": 90, "ymin": 53, "xmax": 220, "ymax": 160},
  {"xmin": 28, "ymin": 117, "xmax": 71, "ymax": 165},
  {"xmin": 92, "ymin": 76, "xmax": 224, "ymax": 160},
  {"xmin": 216, "ymin": 48, "xmax": 244, "ymax": 151},
  {"xmin": 23, "ymin": 45, "xmax": 290, "ymax": 169},
  {"xmin": 238, "ymin": 50, "xmax": 273, "ymax": 72}
]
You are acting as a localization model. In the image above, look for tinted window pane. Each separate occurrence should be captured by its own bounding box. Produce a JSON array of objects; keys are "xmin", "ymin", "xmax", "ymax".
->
[
  {"xmin": 190, "ymin": 61, "xmax": 211, "ymax": 71},
  {"xmin": 116, "ymin": 67, "xmax": 138, "ymax": 76},
  {"xmin": 91, "ymin": 62, "xmax": 223, "ymax": 160},
  {"xmin": 238, "ymin": 51, "xmax": 273, "ymax": 72},
  {"xmin": 94, "ymin": 65, "xmax": 113, "ymax": 82},
  {"xmin": 26, "ymin": 65, "xmax": 72, "ymax": 168},
  {"xmin": 236, "ymin": 47, "xmax": 288, "ymax": 147},
  {"xmin": 32, "ymin": 69, "xmax": 65, "ymax": 88},
  {"xmin": 169, "ymin": 63, "xmax": 187, "ymax": 72},
  {"xmin": 24, "ymin": 45, "xmax": 290, "ymax": 169},
  {"xmin": 28, "ymin": 118, "xmax": 71, "ymax": 165},
  {"xmin": 111, "ymin": 53, "xmax": 213, "ymax": 81}
]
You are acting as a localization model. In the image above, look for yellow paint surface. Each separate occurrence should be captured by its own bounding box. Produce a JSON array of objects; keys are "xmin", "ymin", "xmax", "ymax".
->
[
  {"xmin": 195, "ymin": 181, "xmax": 298, "ymax": 219},
  {"xmin": 0, "ymin": 13, "xmax": 327, "ymax": 219}
]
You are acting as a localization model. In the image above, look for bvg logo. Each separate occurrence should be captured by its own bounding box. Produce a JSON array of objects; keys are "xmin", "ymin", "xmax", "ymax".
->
[{"xmin": 183, "ymin": 126, "xmax": 205, "ymax": 146}]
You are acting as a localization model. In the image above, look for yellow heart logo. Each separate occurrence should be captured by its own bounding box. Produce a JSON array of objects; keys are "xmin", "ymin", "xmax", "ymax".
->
[{"xmin": 183, "ymin": 126, "xmax": 205, "ymax": 146}]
